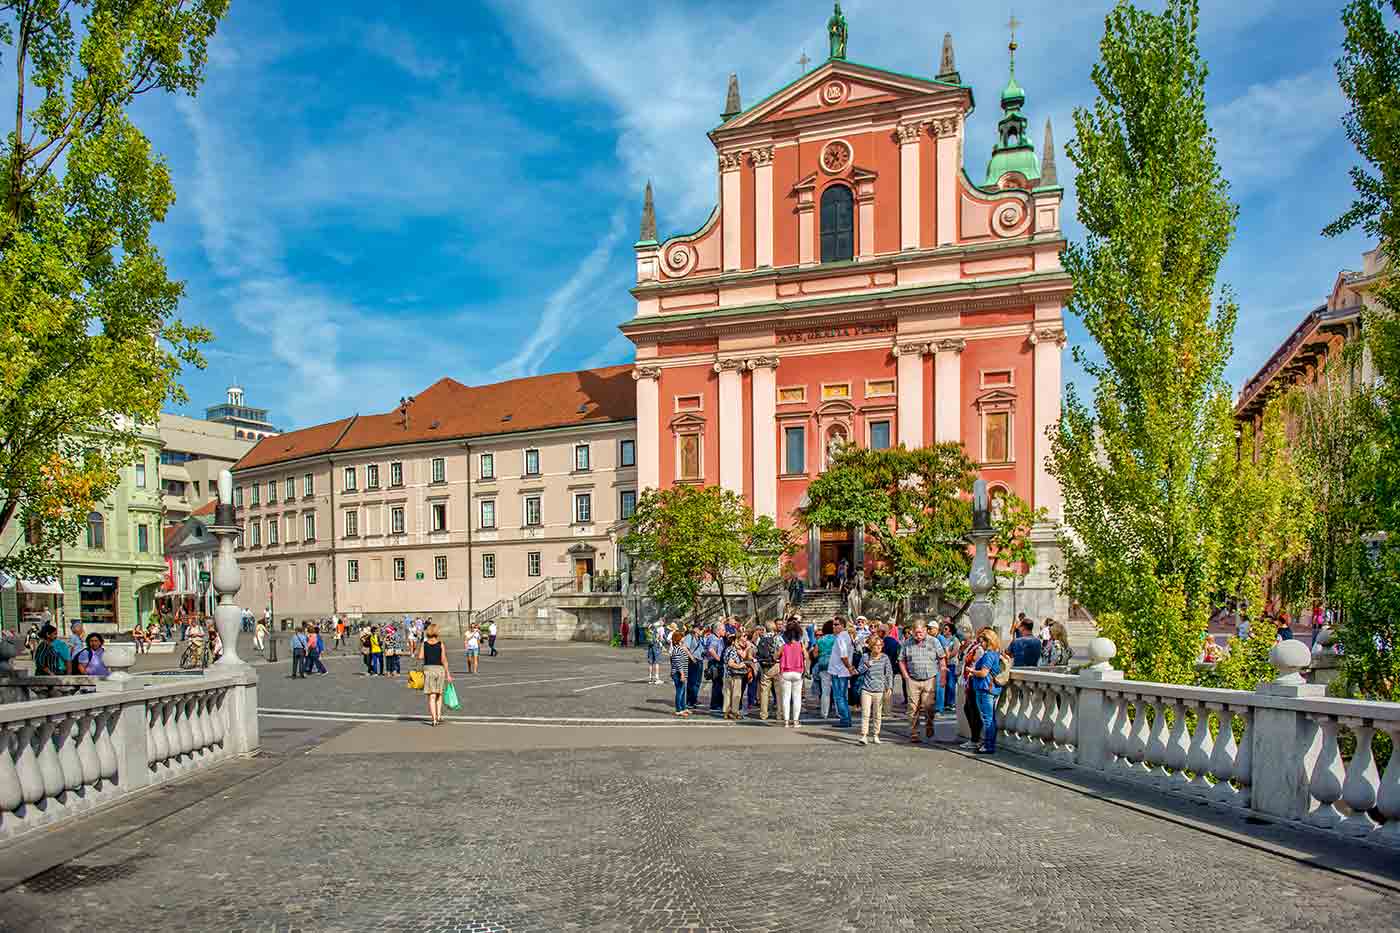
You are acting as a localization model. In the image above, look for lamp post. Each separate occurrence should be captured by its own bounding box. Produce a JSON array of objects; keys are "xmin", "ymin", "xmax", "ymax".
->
[
  {"xmin": 264, "ymin": 563, "xmax": 277, "ymax": 663},
  {"xmin": 208, "ymin": 469, "xmax": 249, "ymax": 668}
]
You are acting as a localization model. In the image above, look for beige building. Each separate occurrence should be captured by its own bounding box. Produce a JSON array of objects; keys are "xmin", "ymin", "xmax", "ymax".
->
[
  {"xmin": 230, "ymin": 366, "xmax": 636, "ymax": 626},
  {"xmin": 157, "ymin": 413, "xmax": 256, "ymax": 526}
]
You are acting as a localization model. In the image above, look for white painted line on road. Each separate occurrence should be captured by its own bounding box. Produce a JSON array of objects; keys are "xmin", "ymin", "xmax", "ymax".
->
[
  {"xmin": 570, "ymin": 681, "xmax": 625, "ymax": 693},
  {"xmin": 258, "ymin": 707, "xmax": 740, "ymax": 726}
]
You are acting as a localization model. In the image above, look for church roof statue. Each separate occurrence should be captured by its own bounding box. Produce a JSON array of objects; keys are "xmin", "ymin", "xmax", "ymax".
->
[{"xmin": 828, "ymin": 3, "xmax": 848, "ymax": 61}]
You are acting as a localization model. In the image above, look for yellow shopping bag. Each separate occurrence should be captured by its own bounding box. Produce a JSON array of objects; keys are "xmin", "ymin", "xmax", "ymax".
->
[{"xmin": 407, "ymin": 670, "xmax": 424, "ymax": 690}]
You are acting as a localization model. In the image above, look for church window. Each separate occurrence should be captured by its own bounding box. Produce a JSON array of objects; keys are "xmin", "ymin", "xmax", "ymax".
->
[
  {"xmin": 678, "ymin": 434, "xmax": 702, "ymax": 480},
  {"xmin": 820, "ymin": 185, "xmax": 854, "ymax": 263},
  {"xmin": 983, "ymin": 411, "xmax": 1012, "ymax": 463}
]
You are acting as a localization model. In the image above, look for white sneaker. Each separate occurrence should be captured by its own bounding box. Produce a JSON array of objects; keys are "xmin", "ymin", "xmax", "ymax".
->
[
  {"xmin": 873, "ymin": 736, "xmax": 882, "ymax": 745},
  {"xmin": 959, "ymin": 740, "xmax": 978, "ymax": 750},
  {"xmin": 793, "ymin": 721, "xmax": 802, "ymax": 728},
  {"xmin": 859, "ymin": 736, "xmax": 869, "ymax": 745}
]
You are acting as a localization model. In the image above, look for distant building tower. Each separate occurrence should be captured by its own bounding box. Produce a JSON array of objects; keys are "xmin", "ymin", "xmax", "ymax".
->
[{"xmin": 205, "ymin": 385, "xmax": 281, "ymax": 441}]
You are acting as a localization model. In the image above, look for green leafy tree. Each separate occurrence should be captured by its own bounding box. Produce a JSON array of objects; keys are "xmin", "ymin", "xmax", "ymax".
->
[
  {"xmin": 1050, "ymin": 0, "xmax": 1237, "ymax": 684},
  {"xmin": 990, "ymin": 491, "xmax": 1047, "ymax": 614},
  {"xmin": 621, "ymin": 485, "xmax": 745, "ymax": 620},
  {"xmin": 801, "ymin": 443, "xmax": 975, "ymax": 623},
  {"xmin": 0, "ymin": 0, "xmax": 225, "ymax": 580},
  {"xmin": 1323, "ymin": 0, "xmax": 1400, "ymax": 700},
  {"xmin": 731, "ymin": 511, "xmax": 796, "ymax": 618}
]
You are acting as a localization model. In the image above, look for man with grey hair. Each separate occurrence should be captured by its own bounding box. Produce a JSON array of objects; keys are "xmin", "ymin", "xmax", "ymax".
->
[{"xmin": 900, "ymin": 617, "xmax": 946, "ymax": 743}]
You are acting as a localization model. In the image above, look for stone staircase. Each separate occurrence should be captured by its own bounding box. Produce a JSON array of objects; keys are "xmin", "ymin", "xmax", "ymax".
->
[{"xmin": 790, "ymin": 588, "xmax": 847, "ymax": 622}]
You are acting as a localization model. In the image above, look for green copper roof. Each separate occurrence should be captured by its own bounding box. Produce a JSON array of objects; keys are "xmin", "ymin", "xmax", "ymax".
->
[
  {"xmin": 1001, "ymin": 76, "xmax": 1024, "ymax": 105},
  {"xmin": 984, "ymin": 146, "xmax": 1040, "ymax": 187}
]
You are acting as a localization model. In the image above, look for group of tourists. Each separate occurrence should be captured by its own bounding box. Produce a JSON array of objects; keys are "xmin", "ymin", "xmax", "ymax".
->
[
  {"xmin": 29, "ymin": 620, "xmax": 111, "ymax": 677},
  {"xmin": 657, "ymin": 612, "xmax": 1015, "ymax": 753}
]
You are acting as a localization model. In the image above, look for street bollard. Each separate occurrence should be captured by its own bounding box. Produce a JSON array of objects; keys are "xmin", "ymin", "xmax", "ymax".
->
[{"xmin": 268, "ymin": 634, "xmax": 278, "ymax": 663}]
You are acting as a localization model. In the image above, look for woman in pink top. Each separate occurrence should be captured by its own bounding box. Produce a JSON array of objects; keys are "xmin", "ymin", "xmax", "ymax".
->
[{"xmin": 779, "ymin": 620, "xmax": 807, "ymax": 728}]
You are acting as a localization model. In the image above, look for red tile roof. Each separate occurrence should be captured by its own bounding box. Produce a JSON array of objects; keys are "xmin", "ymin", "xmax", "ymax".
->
[
  {"xmin": 233, "ymin": 365, "xmax": 636, "ymax": 471},
  {"xmin": 191, "ymin": 498, "xmax": 217, "ymax": 517}
]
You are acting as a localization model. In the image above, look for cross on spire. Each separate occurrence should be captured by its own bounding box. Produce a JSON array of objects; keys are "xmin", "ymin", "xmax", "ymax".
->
[
  {"xmin": 798, "ymin": 51, "xmax": 811, "ymax": 73},
  {"xmin": 1007, "ymin": 13, "xmax": 1021, "ymax": 74}
]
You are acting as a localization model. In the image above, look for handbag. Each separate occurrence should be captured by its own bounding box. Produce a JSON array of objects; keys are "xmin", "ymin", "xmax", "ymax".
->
[
  {"xmin": 442, "ymin": 682, "xmax": 461, "ymax": 710},
  {"xmin": 705, "ymin": 659, "xmax": 722, "ymax": 682},
  {"xmin": 993, "ymin": 652, "xmax": 1013, "ymax": 687},
  {"xmin": 407, "ymin": 670, "xmax": 424, "ymax": 690}
]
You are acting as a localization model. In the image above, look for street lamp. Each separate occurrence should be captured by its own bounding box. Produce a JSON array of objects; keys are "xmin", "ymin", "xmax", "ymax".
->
[{"xmin": 264, "ymin": 564, "xmax": 277, "ymax": 662}]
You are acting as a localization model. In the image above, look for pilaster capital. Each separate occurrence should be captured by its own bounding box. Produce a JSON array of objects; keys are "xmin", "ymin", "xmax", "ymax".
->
[
  {"xmin": 632, "ymin": 365, "xmax": 662, "ymax": 382},
  {"xmin": 750, "ymin": 146, "xmax": 774, "ymax": 167},
  {"xmin": 895, "ymin": 122, "xmax": 926, "ymax": 146},
  {"xmin": 713, "ymin": 357, "xmax": 748, "ymax": 373},
  {"xmin": 931, "ymin": 116, "xmax": 960, "ymax": 139},
  {"xmin": 892, "ymin": 340, "xmax": 932, "ymax": 357},
  {"xmin": 718, "ymin": 151, "xmax": 746, "ymax": 173},
  {"xmin": 1029, "ymin": 325, "xmax": 1067, "ymax": 348},
  {"xmin": 934, "ymin": 337, "xmax": 966, "ymax": 354},
  {"xmin": 745, "ymin": 355, "xmax": 780, "ymax": 371}
]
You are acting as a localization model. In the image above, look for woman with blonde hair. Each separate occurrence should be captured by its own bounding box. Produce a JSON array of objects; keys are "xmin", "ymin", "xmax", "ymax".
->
[
  {"xmin": 967, "ymin": 628, "xmax": 1005, "ymax": 755},
  {"xmin": 1042, "ymin": 620, "xmax": 1072, "ymax": 667},
  {"xmin": 416, "ymin": 622, "xmax": 453, "ymax": 725}
]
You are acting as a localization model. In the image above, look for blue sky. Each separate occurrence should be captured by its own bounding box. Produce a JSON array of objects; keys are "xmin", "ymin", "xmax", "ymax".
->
[{"xmin": 144, "ymin": 0, "xmax": 1373, "ymax": 429}]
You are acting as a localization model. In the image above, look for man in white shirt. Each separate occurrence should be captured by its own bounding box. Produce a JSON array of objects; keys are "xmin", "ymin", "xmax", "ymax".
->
[
  {"xmin": 827, "ymin": 617, "xmax": 855, "ymax": 728},
  {"xmin": 488, "ymin": 620, "xmax": 498, "ymax": 656}
]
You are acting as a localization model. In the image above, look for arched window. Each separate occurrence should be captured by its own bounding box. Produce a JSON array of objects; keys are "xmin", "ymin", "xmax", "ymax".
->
[
  {"xmin": 820, "ymin": 185, "xmax": 854, "ymax": 263},
  {"xmin": 86, "ymin": 512, "xmax": 105, "ymax": 550}
]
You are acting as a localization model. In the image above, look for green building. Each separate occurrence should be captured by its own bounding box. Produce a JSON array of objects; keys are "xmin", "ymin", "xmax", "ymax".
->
[{"xmin": 0, "ymin": 424, "xmax": 167, "ymax": 633}]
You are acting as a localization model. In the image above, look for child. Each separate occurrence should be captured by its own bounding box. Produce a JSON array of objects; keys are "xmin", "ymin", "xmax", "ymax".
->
[{"xmin": 857, "ymin": 634, "xmax": 893, "ymax": 745}]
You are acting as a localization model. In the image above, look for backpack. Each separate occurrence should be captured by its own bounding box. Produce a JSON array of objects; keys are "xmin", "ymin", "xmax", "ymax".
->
[
  {"xmin": 993, "ymin": 651, "xmax": 1014, "ymax": 687},
  {"xmin": 756, "ymin": 633, "xmax": 780, "ymax": 666}
]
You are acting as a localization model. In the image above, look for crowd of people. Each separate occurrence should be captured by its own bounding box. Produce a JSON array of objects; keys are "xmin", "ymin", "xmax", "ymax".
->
[{"xmin": 281, "ymin": 616, "xmax": 501, "ymax": 680}]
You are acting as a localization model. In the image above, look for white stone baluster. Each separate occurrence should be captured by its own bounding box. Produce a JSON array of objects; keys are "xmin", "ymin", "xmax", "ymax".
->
[
  {"xmin": 150, "ymin": 701, "xmax": 170, "ymax": 768},
  {"xmin": 1184, "ymin": 701, "xmax": 1214, "ymax": 797},
  {"xmin": 1127, "ymin": 697, "xmax": 1152, "ymax": 779},
  {"xmin": 55, "ymin": 715, "xmax": 83, "ymax": 795},
  {"xmin": 1107, "ymin": 693, "xmax": 1130, "ymax": 770},
  {"xmin": 95, "ymin": 708, "xmax": 119, "ymax": 784},
  {"xmin": 34, "ymin": 718, "xmax": 64, "ymax": 801},
  {"xmin": 1306, "ymin": 714, "xmax": 1346, "ymax": 831},
  {"xmin": 210, "ymin": 691, "xmax": 227, "ymax": 746},
  {"xmin": 190, "ymin": 694, "xmax": 208, "ymax": 757},
  {"xmin": 14, "ymin": 721, "xmax": 43, "ymax": 806},
  {"xmin": 1377, "ymin": 724, "xmax": 1400, "ymax": 847},
  {"xmin": 75, "ymin": 714, "xmax": 101, "ymax": 786},
  {"xmin": 1206, "ymin": 705, "xmax": 1236, "ymax": 804},
  {"xmin": 1164, "ymin": 700, "xmax": 1191, "ymax": 788},
  {"xmin": 1052, "ymin": 686, "xmax": 1075, "ymax": 761},
  {"xmin": 0, "ymin": 725, "xmax": 23, "ymax": 815},
  {"xmin": 1339, "ymin": 719, "xmax": 1380, "ymax": 838},
  {"xmin": 1232, "ymin": 707, "xmax": 1253, "ymax": 808},
  {"xmin": 1003, "ymin": 683, "xmax": 1023, "ymax": 747},
  {"xmin": 1145, "ymin": 699, "xmax": 1170, "ymax": 787},
  {"xmin": 161, "ymin": 699, "xmax": 180, "ymax": 765},
  {"xmin": 1037, "ymin": 684, "xmax": 1056, "ymax": 755},
  {"xmin": 176, "ymin": 695, "xmax": 195, "ymax": 758}
]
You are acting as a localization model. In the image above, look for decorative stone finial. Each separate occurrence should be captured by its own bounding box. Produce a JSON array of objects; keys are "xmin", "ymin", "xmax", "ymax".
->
[
  {"xmin": 937, "ymin": 32, "xmax": 959, "ymax": 82},
  {"xmin": 639, "ymin": 180, "xmax": 656, "ymax": 243},
  {"xmin": 1041, "ymin": 117, "xmax": 1058, "ymax": 185},
  {"xmin": 1270, "ymin": 639, "xmax": 1313, "ymax": 686},
  {"xmin": 828, "ymin": 2, "xmax": 848, "ymax": 60},
  {"xmin": 722, "ymin": 73, "xmax": 742, "ymax": 120},
  {"xmin": 1087, "ymin": 637, "xmax": 1117, "ymax": 671}
]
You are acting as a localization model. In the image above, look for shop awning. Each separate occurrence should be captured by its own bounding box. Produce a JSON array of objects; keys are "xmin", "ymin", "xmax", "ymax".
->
[{"xmin": 18, "ymin": 578, "xmax": 64, "ymax": 596}]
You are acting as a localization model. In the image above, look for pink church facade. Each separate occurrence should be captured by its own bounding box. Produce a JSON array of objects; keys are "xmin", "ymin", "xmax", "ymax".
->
[{"xmin": 622, "ymin": 34, "xmax": 1070, "ymax": 593}]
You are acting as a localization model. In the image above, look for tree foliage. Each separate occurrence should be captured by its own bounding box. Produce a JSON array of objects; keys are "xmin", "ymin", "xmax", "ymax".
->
[
  {"xmin": 621, "ymin": 484, "xmax": 746, "ymax": 618},
  {"xmin": 801, "ymin": 443, "xmax": 975, "ymax": 614},
  {"xmin": 731, "ymin": 512, "xmax": 796, "ymax": 597},
  {"xmin": 990, "ymin": 490, "xmax": 1048, "ymax": 605},
  {"xmin": 0, "ymin": 0, "xmax": 226, "ymax": 580}
]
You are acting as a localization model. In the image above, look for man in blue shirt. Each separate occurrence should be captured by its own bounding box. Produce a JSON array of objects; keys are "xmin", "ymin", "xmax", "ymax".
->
[
  {"xmin": 1008, "ymin": 620, "xmax": 1042, "ymax": 667},
  {"xmin": 704, "ymin": 623, "xmax": 726, "ymax": 712},
  {"xmin": 290, "ymin": 626, "xmax": 309, "ymax": 679},
  {"xmin": 683, "ymin": 623, "xmax": 705, "ymax": 709}
]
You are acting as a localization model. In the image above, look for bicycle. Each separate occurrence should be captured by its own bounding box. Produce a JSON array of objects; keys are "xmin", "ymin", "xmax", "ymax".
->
[{"xmin": 179, "ymin": 640, "xmax": 211, "ymax": 670}]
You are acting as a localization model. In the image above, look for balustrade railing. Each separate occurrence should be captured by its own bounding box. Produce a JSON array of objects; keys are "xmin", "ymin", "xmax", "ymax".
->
[
  {"xmin": 0, "ymin": 670, "xmax": 258, "ymax": 843},
  {"xmin": 985, "ymin": 639, "xmax": 1400, "ymax": 850}
]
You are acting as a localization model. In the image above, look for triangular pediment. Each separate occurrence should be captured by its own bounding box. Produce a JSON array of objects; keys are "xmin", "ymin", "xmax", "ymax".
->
[{"xmin": 718, "ymin": 60, "xmax": 963, "ymax": 132}]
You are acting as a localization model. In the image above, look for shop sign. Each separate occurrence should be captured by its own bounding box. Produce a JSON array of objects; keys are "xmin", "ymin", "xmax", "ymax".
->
[{"xmin": 78, "ymin": 575, "xmax": 118, "ymax": 591}]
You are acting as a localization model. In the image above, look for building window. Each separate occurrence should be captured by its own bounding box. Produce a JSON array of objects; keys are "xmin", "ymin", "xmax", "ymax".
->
[
  {"xmin": 480, "ymin": 453, "xmax": 494, "ymax": 480},
  {"xmin": 620, "ymin": 439, "xmax": 635, "ymax": 468},
  {"xmin": 307, "ymin": 563, "xmax": 317, "ymax": 585},
  {"xmin": 347, "ymin": 559, "xmax": 359, "ymax": 583},
  {"xmin": 393, "ymin": 557, "xmax": 405, "ymax": 581},
  {"xmin": 869, "ymin": 420, "xmax": 892, "ymax": 451},
  {"xmin": 366, "ymin": 464, "xmax": 380, "ymax": 489},
  {"xmin": 821, "ymin": 383, "xmax": 851, "ymax": 400},
  {"xmin": 431, "ymin": 502, "xmax": 447, "ymax": 532},
  {"xmin": 983, "ymin": 411, "xmax": 1012, "ymax": 463},
  {"xmin": 482, "ymin": 553, "xmax": 495, "ymax": 578},
  {"xmin": 250, "ymin": 521, "xmax": 261, "ymax": 547},
  {"xmin": 135, "ymin": 461, "xmax": 146, "ymax": 488},
  {"xmin": 390, "ymin": 461, "xmax": 403, "ymax": 487},
  {"xmin": 620, "ymin": 489, "xmax": 637, "ymax": 519},
  {"xmin": 137, "ymin": 523, "xmax": 150, "ymax": 553},
  {"xmin": 434, "ymin": 555, "xmax": 447, "ymax": 580},
  {"xmin": 777, "ymin": 386, "xmax": 807, "ymax": 404},
  {"xmin": 304, "ymin": 513, "xmax": 316, "ymax": 541},
  {"xmin": 784, "ymin": 426, "xmax": 806, "ymax": 474},
  {"xmin": 524, "ymin": 495, "xmax": 542, "ymax": 526},
  {"xmin": 820, "ymin": 184, "xmax": 855, "ymax": 263},
  {"xmin": 343, "ymin": 466, "xmax": 357, "ymax": 492},
  {"xmin": 679, "ymin": 434, "xmax": 701, "ymax": 480},
  {"xmin": 981, "ymin": 369, "xmax": 1014, "ymax": 388},
  {"xmin": 527, "ymin": 551, "xmax": 541, "ymax": 577},
  {"xmin": 574, "ymin": 493, "xmax": 592, "ymax": 524},
  {"xmin": 303, "ymin": 473, "xmax": 313, "ymax": 497},
  {"xmin": 266, "ymin": 480, "xmax": 276, "ymax": 504},
  {"xmin": 251, "ymin": 483, "xmax": 260, "ymax": 506},
  {"xmin": 344, "ymin": 510, "xmax": 358, "ymax": 537},
  {"xmin": 86, "ymin": 512, "xmax": 104, "ymax": 550},
  {"xmin": 268, "ymin": 519, "xmax": 279, "ymax": 545},
  {"xmin": 285, "ymin": 477, "xmax": 295, "ymax": 500},
  {"xmin": 675, "ymin": 394, "xmax": 702, "ymax": 412},
  {"xmin": 524, "ymin": 448, "xmax": 540, "ymax": 476},
  {"xmin": 391, "ymin": 506, "xmax": 405, "ymax": 535},
  {"xmin": 480, "ymin": 499, "xmax": 496, "ymax": 529},
  {"xmin": 865, "ymin": 378, "xmax": 896, "ymax": 397},
  {"xmin": 234, "ymin": 486, "xmax": 243, "ymax": 508},
  {"xmin": 431, "ymin": 458, "xmax": 446, "ymax": 484},
  {"xmin": 574, "ymin": 444, "xmax": 590, "ymax": 472}
]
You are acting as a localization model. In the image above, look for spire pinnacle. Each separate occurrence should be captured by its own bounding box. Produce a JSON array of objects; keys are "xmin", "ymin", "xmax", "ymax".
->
[
  {"xmin": 722, "ymin": 73, "xmax": 742, "ymax": 120},
  {"xmin": 1040, "ymin": 118, "xmax": 1057, "ymax": 185},
  {"xmin": 639, "ymin": 180, "xmax": 656, "ymax": 243},
  {"xmin": 1007, "ymin": 13, "xmax": 1021, "ymax": 77},
  {"xmin": 937, "ymin": 32, "xmax": 959, "ymax": 83}
]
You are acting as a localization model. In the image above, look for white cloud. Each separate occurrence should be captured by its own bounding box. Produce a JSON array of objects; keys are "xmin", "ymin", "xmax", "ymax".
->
[
  {"xmin": 1210, "ymin": 66, "xmax": 1344, "ymax": 194},
  {"xmin": 363, "ymin": 23, "xmax": 452, "ymax": 80}
]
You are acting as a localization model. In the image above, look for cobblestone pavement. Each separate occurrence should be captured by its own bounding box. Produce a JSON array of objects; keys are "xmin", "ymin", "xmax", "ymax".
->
[{"xmin": 4, "ymin": 644, "xmax": 1400, "ymax": 933}]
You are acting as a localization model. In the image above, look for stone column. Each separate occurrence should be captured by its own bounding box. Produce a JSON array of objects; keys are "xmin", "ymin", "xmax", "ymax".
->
[
  {"xmin": 934, "ymin": 116, "xmax": 960, "ymax": 246},
  {"xmin": 752, "ymin": 147, "xmax": 774, "ymax": 268},
  {"xmin": 1074, "ymin": 638, "xmax": 1123, "ymax": 771},
  {"xmin": 1251, "ymin": 640, "xmax": 1325, "ymax": 821},
  {"xmin": 897, "ymin": 122, "xmax": 923, "ymax": 250},
  {"xmin": 894, "ymin": 341, "xmax": 929, "ymax": 449},
  {"xmin": 716, "ymin": 359, "xmax": 745, "ymax": 495},
  {"xmin": 749, "ymin": 357, "xmax": 779, "ymax": 520},
  {"xmin": 1030, "ymin": 322, "xmax": 1066, "ymax": 520},
  {"xmin": 797, "ymin": 192, "xmax": 816, "ymax": 265},
  {"xmin": 720, "ymin": 151, "xmax": 744, "ymax": 272},
  {"xmin": 633, "ymin": 367, "xmax": 661, "ymax": 492},
  {"xmin": 933, "ymin": 338, "xmax": 965, "ymax": 443}
]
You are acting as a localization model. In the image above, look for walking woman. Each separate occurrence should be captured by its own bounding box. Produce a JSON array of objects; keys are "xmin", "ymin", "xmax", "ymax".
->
[
  {"xmin": 669, "ymin": 630, "xmax": 693, "ymax": 717},
  {"xmin": 939, "ymin": 620, "xmax": 961, "ymax": 713},
  {"xmin": 416, "ymin": 623, "xmax": 453, "ymax": 726},
  {"xmin": 647, "ymin": 629, "xmax": 663, "ymax": 685},
  {"xmin": 968, "ymin": 628, "xmax": 1004, "ymax": 755},
  {"xmin": 779, "ymin": 620, "xmax": 806, "ymax": 727},
  {"xmin": 959, "ymin": 627, "xmax": 988, "ymax": 751},
  {"xmin": 368, "ymin": 625, "xmax": 384, "ymax": 676},
  {"xmin": 464, "ymin": 624, "xmax": 481, "ymax": 674},
  {"xmin": 857, "ymin": 634, "xmax": 894, "ymax": 745}
]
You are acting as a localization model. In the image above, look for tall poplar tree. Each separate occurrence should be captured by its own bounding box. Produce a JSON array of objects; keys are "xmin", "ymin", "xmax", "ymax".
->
[
  {"xmin": 0, "ymin": 1, "xmax": 226, "ymax": 580},
  {"xmin": 1049, "ymin": 0, "xmax": 1238, "ymax": 684}
]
